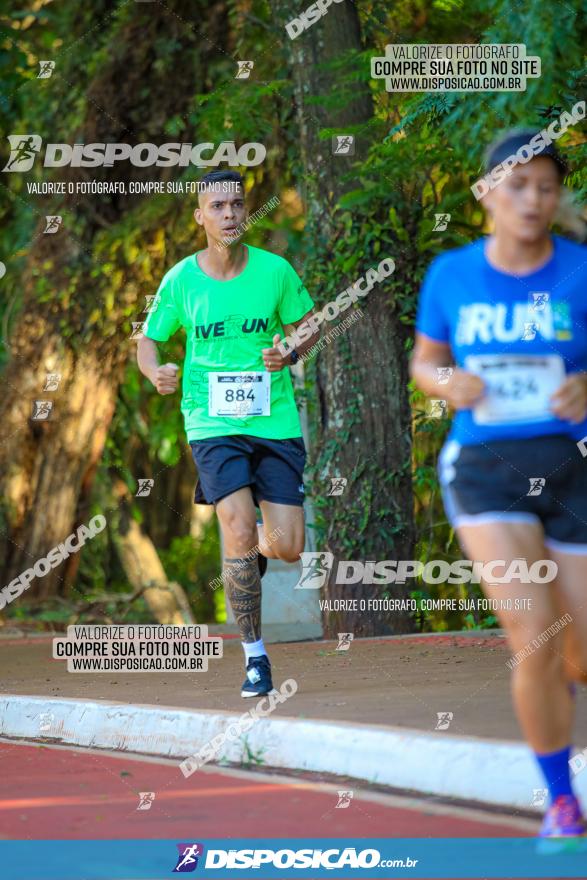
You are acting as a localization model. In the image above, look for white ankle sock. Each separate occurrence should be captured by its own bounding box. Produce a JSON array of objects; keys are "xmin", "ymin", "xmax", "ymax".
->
[{"xmin": 243, "ymin": 638, "xmax": 266, "ymax": 662}]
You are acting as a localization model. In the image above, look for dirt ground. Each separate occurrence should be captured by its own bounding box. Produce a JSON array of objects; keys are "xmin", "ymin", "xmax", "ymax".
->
[{"xmin": 3, "ymin": 631, "xmax": 586, "ymax": 742}]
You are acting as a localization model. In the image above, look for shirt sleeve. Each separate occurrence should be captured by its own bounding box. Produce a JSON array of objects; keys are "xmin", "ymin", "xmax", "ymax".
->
[
  {"xmin": 416, "ymin": 256, "xmax": 450, "ymax": 343},
  {"xmin": 142, "ymin": 270, "xmax": 182, "ymax": 342},
  {"xmin": 277, "ymin": 259, "xmax": 315, "ymax": 325}
]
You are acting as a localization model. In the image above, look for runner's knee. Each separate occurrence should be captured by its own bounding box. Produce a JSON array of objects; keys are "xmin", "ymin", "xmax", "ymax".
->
[
  {"xmin": 277, "ymin": 547, "xmax": 302, "ymax": 564},
  {"xmin": 273, "ymin": 533, "xmax": 304, "ymax": 563},
  {"xmin": 511, "ymin": 636, "xmax": 564, "ymax": 678},
  {"xmin": 502, "ymin": 612, "xmax": 560, "ymax": 652},
  {"xmin": 220, "ymin": 515, "xmax": 258, "ymax": 553},
  {"xmin": 563, "ymin": 646, "xmax": 587, "ymax": 683}
]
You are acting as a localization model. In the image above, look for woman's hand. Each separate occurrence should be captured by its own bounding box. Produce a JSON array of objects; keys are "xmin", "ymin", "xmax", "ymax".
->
[
  {"xmin": 442, "ymin": 368, "xmax": 486, "ymax": 410},
  {"xmin": 550, "ymin": 373, "xmax": 587, "ymax": 424}
]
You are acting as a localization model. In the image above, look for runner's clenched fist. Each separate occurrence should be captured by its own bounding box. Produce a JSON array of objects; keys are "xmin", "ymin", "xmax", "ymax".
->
[
  {"xmin": 154, "ymin": 363, "xmax": 179, "ymax": 395},
  {"xmin": 262, "ymin": 334, "xmax": 288, "ymax": 372}
]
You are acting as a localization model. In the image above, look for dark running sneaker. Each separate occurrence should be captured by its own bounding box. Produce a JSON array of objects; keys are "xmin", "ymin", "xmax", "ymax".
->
[
  {"xmin": 255, "ymin": 521, "xmax": 268, "ymax": 579},
  {"xmin": 241, "ymin": 655, "xmax": 276, "ymax": 698},
  {"xmin": 257, "ymin": 551, "xmax": 268, "ymax": 579}
]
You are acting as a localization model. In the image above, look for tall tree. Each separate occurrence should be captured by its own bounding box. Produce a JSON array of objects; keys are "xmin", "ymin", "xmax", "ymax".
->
[{"xmin": 271, "ymin": 2, "xmax": 417, "ymax": 637}]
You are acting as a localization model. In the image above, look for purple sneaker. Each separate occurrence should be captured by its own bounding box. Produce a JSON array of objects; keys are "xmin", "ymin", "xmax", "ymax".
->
[{"xmin": 540, "ymin": 795, "xmax": 586, "ymax": 838}]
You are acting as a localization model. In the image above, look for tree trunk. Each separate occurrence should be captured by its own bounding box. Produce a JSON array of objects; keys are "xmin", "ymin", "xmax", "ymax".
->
[
  {"xmin": 191, "ymin": 504, "xmax": 215, "ymax": 541},
  {"xmin": 0, "ymin": 333, "xmax": 123, "ymax": 598},
  {"xmin": 272, "ymin": 3, "xmax": 417, "ymax": 637},
  {"xmin": 137, "ymin": 443, "xmax": 197, "ymax": 548},
  {"xmin": 112, "ymin": 478, "xmax": 194, "ymax": 624}
]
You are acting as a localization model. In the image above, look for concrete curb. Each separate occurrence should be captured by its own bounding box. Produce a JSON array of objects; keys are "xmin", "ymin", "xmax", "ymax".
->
[{"xmin": 2, "ymin": 693, "xmax": 586, "ymax": 811}]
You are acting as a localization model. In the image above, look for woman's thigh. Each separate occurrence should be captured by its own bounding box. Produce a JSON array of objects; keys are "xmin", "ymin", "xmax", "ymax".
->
[
  {"xmin": 549, "ymin": 548, "xmax": 587, "ymax": 681},
  {"xmin": 456, "ymin": 521, "xmax": 563, "ymax": 657}
]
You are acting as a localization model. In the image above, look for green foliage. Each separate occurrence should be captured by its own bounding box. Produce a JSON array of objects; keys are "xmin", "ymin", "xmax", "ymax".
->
[
  {"xmin": 239, "ymin": 736, "xmax": 266, "ymax": 768},
  {"xmin": 304, "ymin": 0, "xmax": 586, "ymax": 631},
  {"xmin": 2, "ymin": 0, "xmax": 585, "ymax": 631},
  {"xmin": 160, "ymin": 522, "xmax": 223, "ymax": 623}
]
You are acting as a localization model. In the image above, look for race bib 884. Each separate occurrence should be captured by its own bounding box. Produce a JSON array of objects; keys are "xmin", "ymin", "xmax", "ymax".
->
[{"xmin": 208, "ymin": 371, "xmax": 271, "ymax": 418}]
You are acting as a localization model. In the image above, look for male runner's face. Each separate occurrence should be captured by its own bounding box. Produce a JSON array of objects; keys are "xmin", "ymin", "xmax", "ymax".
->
[
  {"xmin": 484, "ymin": 157, "xmax": 561, "ymax": 244},
  {"xmin": 195, "ymin": 185, "xmax": 247, "ymax": 247}
]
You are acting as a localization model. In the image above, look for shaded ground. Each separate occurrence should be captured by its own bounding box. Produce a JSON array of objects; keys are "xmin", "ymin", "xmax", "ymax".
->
[{"xmin": 2, "ymin": 632, "xmax": 586, "ymax": 742}]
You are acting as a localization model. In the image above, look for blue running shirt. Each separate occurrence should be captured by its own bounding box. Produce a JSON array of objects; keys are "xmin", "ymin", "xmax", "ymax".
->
[{"xmin": 416, "ymin": 235, "xmax": 587, "ymax": 445}]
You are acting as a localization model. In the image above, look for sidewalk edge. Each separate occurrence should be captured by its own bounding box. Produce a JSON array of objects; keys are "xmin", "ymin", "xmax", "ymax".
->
[{"xmin": 1, "ymin": 694, "xmax": 585, "ymax": 812}]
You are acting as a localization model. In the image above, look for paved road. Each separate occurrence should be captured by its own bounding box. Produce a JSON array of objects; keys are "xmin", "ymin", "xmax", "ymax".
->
[{"xmin": 0, "ymin": 740, "xmax": 536, "ymax": 840}]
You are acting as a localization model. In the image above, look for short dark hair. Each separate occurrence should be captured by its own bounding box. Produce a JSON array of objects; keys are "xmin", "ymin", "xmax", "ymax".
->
[
  {"xmin": 199, "ymin": 170, "xmax": 244, "ymax": 189},
  {"xmin": 197, "ymin": 169, "xmax": 244, "ymax": 205},
  {"xmin": 485, "ymin": 129, "xmax": 569, "ymax": 179}
]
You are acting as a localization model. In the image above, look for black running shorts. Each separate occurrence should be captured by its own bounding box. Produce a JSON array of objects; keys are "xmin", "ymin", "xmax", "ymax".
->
[
  {"xmin": 189, "ymin": 434, "xmax": 306, "ymax": 507},
  {"xmin": 439, "ymin": 433, "xmax": 587, "ymax": 551}
]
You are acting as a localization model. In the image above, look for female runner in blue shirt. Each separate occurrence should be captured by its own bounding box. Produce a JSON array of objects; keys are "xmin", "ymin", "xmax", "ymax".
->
[{"xmin": 411, "ymin": 130, "xmax": 587, "ymax": 840}]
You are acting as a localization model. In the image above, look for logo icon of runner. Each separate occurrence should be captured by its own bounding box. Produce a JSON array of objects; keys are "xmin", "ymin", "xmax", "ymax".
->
[
  {"xmin": 136, "ymin": 478, "xmax": 154, "ymax": 497},
  {"xmin": 433, "ymin": 213, "xmax": 451, "ymax": 232},
  {"xmin": 521, "ymin": 322, "xmax": 539, "ymax": 341},
  {"xmin": 327, "ymin": 477, "xmax": 347, "ymax": 496},
  {"xmin": 44, "ymin": 215, "xmax": 62, "ymax": 234},
  {"xmin": 3, "ymin": 135, "xmax": 42, "ymax": 172},
  {"xmin": 332, "ymin": 135, "xmax": 355, "ymax": 155},
  {"xmin": 37, "ymin": 60, "xmax": 55, "ymax": 79},
  {"xmin": 435, "ymin": 711, "xmax": 454, "ymax": 731},
  {"xmin": 527, "ymin": 477, "xmax": 546, "ymax": 496},
  {"xmin": 173, "ymin": 843, "xmax": 204, "ymax": 873},
  {"xmin": 235, "ymin": 61, "xmax": 254, "ymax": 79},
  {"xmin": 335, "ymin": 790, "xmax": 354, "ymax": 809},
  {"xmin": 530, "ymin": 291, "xmax": 550, "ymax": 312},
  {"xmin": 136, "ymin": 792, "xmax": 155, "ymax": 811},
  {"xmin": 31, "ymin": 400, "xmax": 53, "ymax": 421},
  {"xmin": 295, "ymin": 552, "xmax": 334, "ymax": 589},
  {"xmin": 336, "ymin": 633, "xmax": 354, "ymax": 652}
]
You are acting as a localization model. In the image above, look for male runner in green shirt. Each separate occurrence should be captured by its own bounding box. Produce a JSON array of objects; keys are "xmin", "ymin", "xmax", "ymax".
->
[{"xmin": 137, "ymin": 170, "xmax": 318, "ymax": 697}]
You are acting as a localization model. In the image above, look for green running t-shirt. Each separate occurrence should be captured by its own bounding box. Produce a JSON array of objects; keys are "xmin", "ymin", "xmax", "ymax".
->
[{"xmin": 143, "ymin": 245, "xmax": 314, "ymax": 442}]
